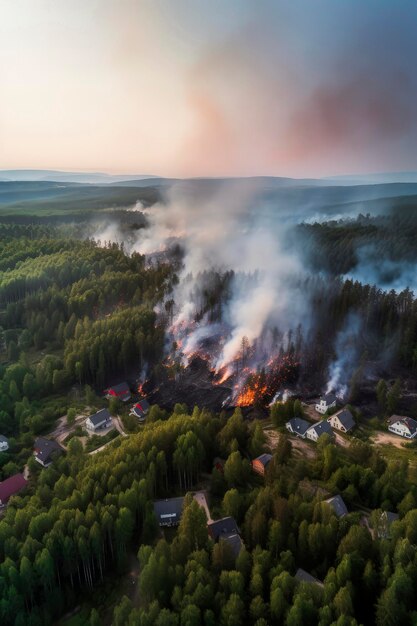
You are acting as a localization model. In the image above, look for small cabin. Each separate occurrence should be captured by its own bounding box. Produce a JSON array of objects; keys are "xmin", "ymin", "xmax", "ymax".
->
[{"xmin": 252, "ymin": 453, "xmax": 272, "ymax": 476}]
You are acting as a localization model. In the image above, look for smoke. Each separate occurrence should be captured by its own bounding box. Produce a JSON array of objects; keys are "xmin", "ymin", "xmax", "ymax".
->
[
  {"xmin": 344, "ymin": 244, "xmax": 417, "ymax": 295},
  {"xmin": 132, "ymin": 180, "xmax": 308, "ymax": 372},
  {"xmin": 326, "ymin": 313, "xmax": 362, "ymax": 399}
]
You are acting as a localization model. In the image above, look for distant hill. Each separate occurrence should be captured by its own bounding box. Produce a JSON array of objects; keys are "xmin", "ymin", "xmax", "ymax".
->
[
  {"xmin": 0, "ymin": 170, "xmax": 157, "ymax": 185},
  {"xmin": 0, "ymin": 181, "xmax": 160, "ymax": 215}
]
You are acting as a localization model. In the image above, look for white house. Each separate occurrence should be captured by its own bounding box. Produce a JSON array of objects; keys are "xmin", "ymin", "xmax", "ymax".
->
[
  {"xmin": 86, "ymin": 408, "xmax": 112, "ymax": 432},
  {"xmin": 286, "ymin": 418, "xmax": 311, "ymax": 438},
  {"xmin": 388, "ymin": 415, "xmax": 417, "ymax": 439},
  {"xmin": 328, "ymin": 408, "xmax": 355, "ymax": 433},
  {"xmin": 0, "ymin": 435, "xmax": 9, "ymax": 452},
  {"xmin": 306, "ymin": 420, "xmax": 334, "ymax": 442},
  {"xmin": 315, "ymin": 393, "xmax": 337, "ymax": 415}
]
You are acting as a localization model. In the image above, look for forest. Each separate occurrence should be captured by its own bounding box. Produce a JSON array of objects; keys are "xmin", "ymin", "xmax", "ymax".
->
[{"xmin": 1, "ymin": 206, "xmax": 417, "ymax": 625}]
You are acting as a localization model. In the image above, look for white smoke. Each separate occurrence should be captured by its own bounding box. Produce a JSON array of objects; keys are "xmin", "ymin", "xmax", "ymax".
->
[
  {"xmin": 132, "ymin": 181, "xmax": 308, "ymax": 369},
  {"xmin": 326, "ymin": 313, "xmax": 362, "ymax": 399}
]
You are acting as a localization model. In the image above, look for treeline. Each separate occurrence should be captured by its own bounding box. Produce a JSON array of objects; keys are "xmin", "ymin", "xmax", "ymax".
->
[
  {"xmin": 0, "ymin": 225, "xmax": 174, "ymax": 445},
  {"xmin": 298, "ymin": 209, "xmax": 417, "ymax": 276},
  {"xmin": 2, "ymin": 406, "xmax": 417, "ymax": 624}
]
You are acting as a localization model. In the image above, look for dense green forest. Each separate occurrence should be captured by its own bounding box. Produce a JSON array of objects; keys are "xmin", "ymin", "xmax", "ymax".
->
[
  {"xmin": 1, "ymin": 208, "xmax": 417, "ymax": 625},
  {"xmin": 1, "ymin": 406, "xmax": 417, "ymax": 625}
]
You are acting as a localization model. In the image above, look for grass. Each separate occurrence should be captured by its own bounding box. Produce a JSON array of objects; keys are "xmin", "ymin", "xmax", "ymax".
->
[{"xmin": 84, "ymin": 429, "xmax": 119, "ymax": 453}]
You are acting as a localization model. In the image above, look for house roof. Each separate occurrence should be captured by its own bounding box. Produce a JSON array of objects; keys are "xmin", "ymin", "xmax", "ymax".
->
[
  {"xmin": 106, "ymin": 382, "xmax": 130, "ymax": 396},
  {"xmin": 308, "ymin": 420, "xmax": 333, "ymax": 437},
  {"xmin": 34, "ymin": 437, "xmax": 63, "ymax": 463},
  {"xmin": 132, "ymin": 398, "xmax": 150, "ymax": 418},
  {"xmin": 323, "ymin": 393, "xmax": 337, "ymax": 405},
  {"xmin": 88, "ymin": 408, "xmax": 111, "ymax": 426},
  {"xmin": 295, "ymin": 568, "xmax": 322, "ymax": 585},
  {"xmin": 208, "ymin": 517, "xmax": 239, "ymax": 541},
  {"xmin": 0, "ymin": 435, "xmax": 9, "ymax": 444},
  {"xmin": 331, "ymin": 408, "xmax": 355, "ymax": 431},
  {"xmin": 324, "ymin": 495, "xmax": 348, "ymax": 518},
  {"xmin": 153, "ymin": 497, "xmax": 184, "ymax": 522},
  {"xmin": 382, "ymin": 511, "xmax": 399, "ymax": 525},
  {"xmin": 254, "ymin": 453, "xmax": 272, "ymax": 467},
  {"xmin": 221, "ymin": 533, "xmax": 243, "ymax": 557},
  {"xmin": 287, "ymin": 417, "xmax": 311, "ymax": 436},
  {"xmin": 389, "ymin": 415, "xmax": 417, "ymax": 435},
  {"xmin": 0, "ymin": 473, "xmax": 27, "ymax": 503}
]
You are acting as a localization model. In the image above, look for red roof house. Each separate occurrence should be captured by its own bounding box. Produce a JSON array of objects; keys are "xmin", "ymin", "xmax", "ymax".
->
[
  {"xmin": 0, "ymin": 473, "xmax": 28, "ymax": 507},
  {"xmin": 104, "ymin": 382, "xmax": 131, "ymax": 402}
]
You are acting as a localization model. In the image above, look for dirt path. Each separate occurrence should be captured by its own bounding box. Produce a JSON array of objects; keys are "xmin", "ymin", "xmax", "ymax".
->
[
  {"xmin": 193, "ymin": 490, "xmax": 212, "ymax": 522},
  {"xmin": 372, "ymin": 432, "xmax": 407, "ymax": 449},
  {"xmin": 113, "ymin": 416, "xmax": 128, "ymax": 437}
]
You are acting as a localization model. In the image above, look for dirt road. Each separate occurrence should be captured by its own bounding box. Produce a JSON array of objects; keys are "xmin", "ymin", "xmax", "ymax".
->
[{"xmin": 372, "ymin": 432, "xmax": 407, "ymax": 449}]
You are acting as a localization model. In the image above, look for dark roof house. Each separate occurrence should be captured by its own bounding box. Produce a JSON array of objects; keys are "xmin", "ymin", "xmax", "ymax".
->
[
  {"xmin": 328, "ymin": 407, "xmax": 355, "ymax": 433},
  {"xmin": 324, "ymin": 393, "xmax": 337, "ymax": 405},
  {"xmin": 220, "ymin": 533, "xmax": 243, "ymax": 558},
  {"xmin": 86, "ymin": 408, "xmax": 112, "ymax": 431},
  {"xmin": 324, "ymin": 495, "xmax": 348, "ymax": 518},
  {"xmin": 295, "ymin": 568, "xmax": 323, "ymax": 586},
  {"xmin": 154, "ymin": 497, "xmax": 184, "ymax": 526},
  {"xmin": 130, "ymin": 398, "xmax": 150, "ymax": 420},
  {"xmin": 286, "ymin": 417, "xmax": 311, "ymax": 438},
  {"xmin": 105, "ymin": 382, "xmax": 131, "ymax": 401},
  {"xmin": 0, "ymin": 473, "xmax": 27, "ymax": 506},
  {"xmin": 34, "ymin": 437, "xmax": 64, "ymax": 467},
  {"xmin": 208, "ymin": 516, "xmax": 239, "ymax": 541},
  {"xmin": 306, "ymin": 420, "xmax": 334, "ymax": 442}
]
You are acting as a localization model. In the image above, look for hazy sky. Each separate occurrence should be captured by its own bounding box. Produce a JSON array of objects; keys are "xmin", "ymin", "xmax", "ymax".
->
[{"xmin": 1, "ymin": 0, "xmax": 417, "ymax": 177}]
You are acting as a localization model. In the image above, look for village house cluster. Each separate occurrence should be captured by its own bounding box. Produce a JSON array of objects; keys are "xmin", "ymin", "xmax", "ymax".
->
[{"xmin": 285, "ymin": 395, "xmax": 356, "ymax": 443}]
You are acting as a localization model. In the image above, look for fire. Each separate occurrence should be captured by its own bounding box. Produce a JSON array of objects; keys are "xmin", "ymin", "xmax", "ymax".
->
[{"xmin": 234, "ymin": 355, "xmax": 300, "ymax": 407}]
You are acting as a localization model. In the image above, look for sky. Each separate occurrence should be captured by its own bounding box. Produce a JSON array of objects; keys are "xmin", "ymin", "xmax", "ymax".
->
[{"xmin": 1, "ymin": 0, "xmax": 417, "ymax": 178}]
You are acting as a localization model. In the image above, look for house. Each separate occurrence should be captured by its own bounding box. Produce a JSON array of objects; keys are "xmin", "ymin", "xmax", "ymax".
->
[
  {"xmin": 305, "ymin": 420, "xmax": 334, "ymax": 442},
  {"xmin": 315, "ymin": 393, "xmax": 337, "ymax": 415},
  {"xmin": 34, "ymin": 437, "xmax": 64, "ymax": 467},
  {"xmin": 376, "ymin": 510, "xmax": 399, "ymax": 539},
  {"xmin": 328, "ymin": 408, "xmax": 355, "ymax": 433},
  {"xmin": 104, "ymin": 382, "xmax": 131, "ymax": 402},
  {"xmin": 130, "ymin": 398, "xmax": 150, "ymax": 421},
  {"xmin": 0, "ymin": 435, "xmax": 9, "ymax": 452},
  {"xmin": 86, "ymin": 408, "xmax": 112, "ymax": 432},
  {"xmin": 324, "ymin": 495, "xmax": 348, "ymax": 518},
  {"xmin": 252, "ymin": 453, "xmax": 272, "ymax": 476},
  {"xmin": 0, "ymin": 473, "xmax": 27, "ymax": 507},
  {"xmin": 387, "ymin": 415, "xmax": 417, "ymax": 439},
  {"xmin": 220, "ymin": 532, "xmax": 243, "ymax": 558},
  {"xmin": 208, "ymin": 516, "xmax": 239, "ymax": 542},
  {"xmin": 153, "ymin": 497, "xmax": 184, "ymax": 526},
  {"xmin": 295, "ymin": 568, "xmax": 323, "ymax": 586},
  {"xmin": 286, "ymin": 417, "xmax": 311, "ymax": 438}
]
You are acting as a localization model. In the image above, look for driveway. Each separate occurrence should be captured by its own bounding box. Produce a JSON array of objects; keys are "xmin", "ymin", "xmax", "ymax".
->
[{"xmin": 193, "ymin": 490, "xmax": 212, "ymax": 522}]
